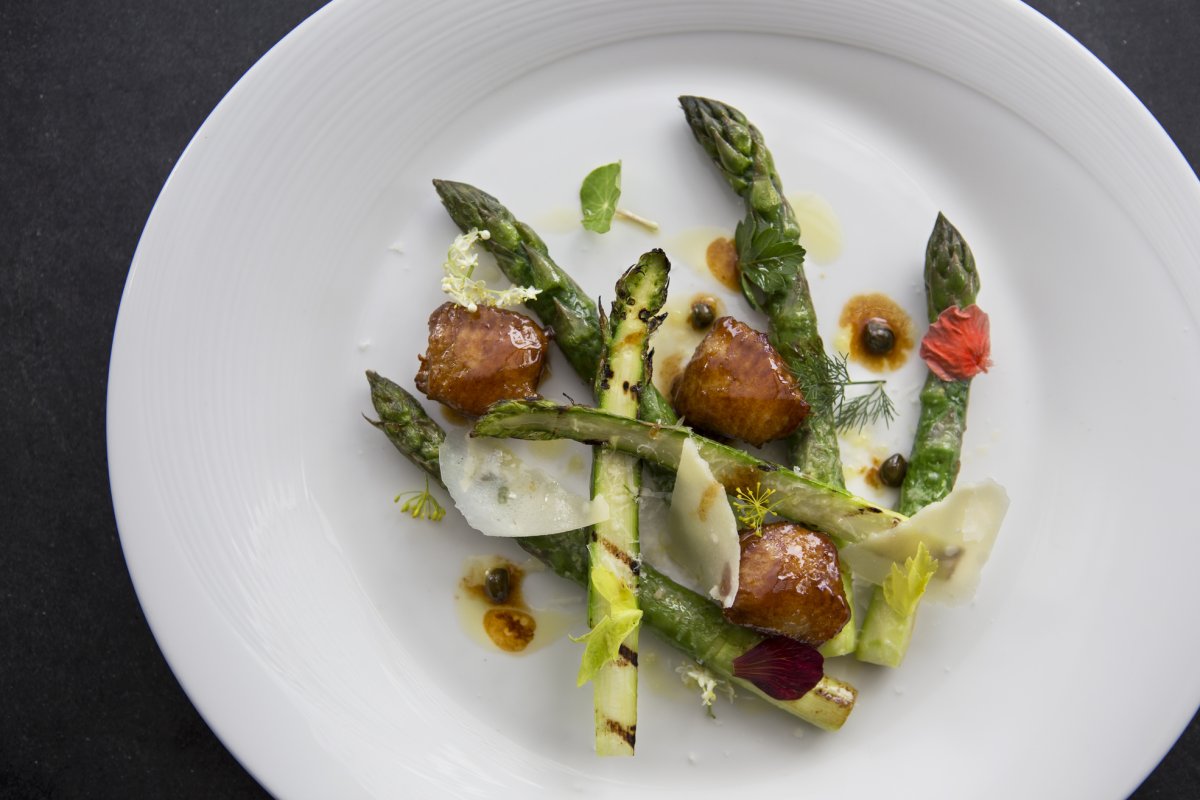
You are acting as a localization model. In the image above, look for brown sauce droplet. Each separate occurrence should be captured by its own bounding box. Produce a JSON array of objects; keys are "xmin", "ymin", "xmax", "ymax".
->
[
  {"xmin": 658, "ymin": 352, "xmax": 685, "ymax": 399},
  {"xmin": 705, "ymin": 237, "xmax": 740, "ymax": 292},
  {"xmin": 482, "ymin": 608, "xmax": 536, "ymax": 652},
  {"xmin": 863, "ymin": 456, "xmax": 884, "ymax": 489},
  {"xmin": 838, "ymin": 293, "xmax": 915, "ymax": 371},
  {"xmin": 460, "ymin": 557, "xmax": 537, "ymax": 652}
]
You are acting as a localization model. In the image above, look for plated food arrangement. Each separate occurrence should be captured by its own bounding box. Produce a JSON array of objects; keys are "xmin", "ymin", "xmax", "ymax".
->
[{"xmin": 366, "ymin": 96, "xmax": 1007, "ymax": 755}]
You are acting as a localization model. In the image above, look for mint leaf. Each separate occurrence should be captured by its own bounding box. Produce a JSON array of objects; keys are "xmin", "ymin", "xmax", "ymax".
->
[{"xmin": 580, "ymin": 162, "xmax": 621, "ymax": 233}]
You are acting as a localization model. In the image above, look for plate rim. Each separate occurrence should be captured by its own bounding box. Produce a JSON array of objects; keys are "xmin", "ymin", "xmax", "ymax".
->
[{"xmin": 108, "ymin": 1, "xmax": 1200, "ymax": 797}]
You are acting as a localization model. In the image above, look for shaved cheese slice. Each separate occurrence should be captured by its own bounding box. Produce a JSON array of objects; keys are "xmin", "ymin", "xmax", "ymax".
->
[
  {"xmin": 841, "ymin": 480, "xmax": 1009, "ymax": 605},
  {"xmin": 439, "ymin": 431, "xmax": 609, "ymax": 537},
  {"xmin": 665, "ymin": 438, "xmax": 741, "ymax": 607}
]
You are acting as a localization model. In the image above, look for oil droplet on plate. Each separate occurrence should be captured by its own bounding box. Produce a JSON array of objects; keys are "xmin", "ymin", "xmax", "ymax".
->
[
  {"xmin": 787, "ymin": 192, "xmax": 843, "ymax": 265},
  {"xmin": 649, "ymin": 292, "xmax": 724, "ymax": 400},
  {"xmin": 668, "ymin": 226, "xmax": 732, "ymax": 278},
  {"xmin": 532, "ymin": 206, "xmax": 581, "ymax": 234}
]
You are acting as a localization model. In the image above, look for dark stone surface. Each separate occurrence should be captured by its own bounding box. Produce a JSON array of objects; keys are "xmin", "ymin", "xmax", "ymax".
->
[{"xmin": 0, "ymin": 1, "xmax": 1194, "ymax": 797}]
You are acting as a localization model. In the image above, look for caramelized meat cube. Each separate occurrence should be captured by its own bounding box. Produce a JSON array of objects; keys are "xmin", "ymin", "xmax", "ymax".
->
[
  {"xmin": 724, "ymin": 522, "xmax": 850, "ymax": 646},
  {"xmin": 671, "ymin": 317, "xmax": 809, "ymax": 447},
  {"xmin": 415, "ymin": 302, "xmax": 548, "ymax": 416}
]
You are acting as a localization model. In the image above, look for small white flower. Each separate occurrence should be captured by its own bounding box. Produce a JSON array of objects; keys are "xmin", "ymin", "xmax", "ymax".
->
[
  {"xmin": 441, "ymin": 229, "xmax": 540, "ymax": 311},
  {"xmin": 675, "ymin": 662, "xmax": 734, "ymax": 715}
]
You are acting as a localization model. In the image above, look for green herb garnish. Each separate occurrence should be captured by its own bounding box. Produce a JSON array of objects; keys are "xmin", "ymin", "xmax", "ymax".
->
[
  {"xmin": 733, "ymin": 482, "xmax": 779, "ymax": 534},
  {"xmin": 733, "ymin": 214, "xmax": 805, "ymax": 310},
  {"xmin": 580, "ymin": 162, "xmax": 622, "ymax": 233},
  {"xmin": 790, "ymin": 349, "xmax": 896, "ymax": 433},
  {"xmin": 393, "ymin": 476, "xmax": 446, "ymax": 523},
  {"xmin": 580, "ymin": 162, "xmax": 658, "ymax": 233}
]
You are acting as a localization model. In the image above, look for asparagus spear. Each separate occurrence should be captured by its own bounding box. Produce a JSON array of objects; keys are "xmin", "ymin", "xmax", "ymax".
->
[
  {"xmin": 678, "ymin": 96, "xmax": 842, "ymax": 486},
  {"xmin": 680, "ymin": 97, "xmax": 859, "ymax": 656},
  {"xmin": 366, "ymin": 371, "xmax": 856, "ymax": 730},
  {"xmin": 433, "ymin": 179, "xmax": 677, "ymax": 425},
  {"xmin": 583, "ymin": 251, "xmax": 668, "ymax": 755},
  {"xmin": 472, "ymin": 400, "xmax": 906, "ymax": 545},
  {"xmin": 855, "ymin": 213, "xmax": 981, "ymax": 667}
]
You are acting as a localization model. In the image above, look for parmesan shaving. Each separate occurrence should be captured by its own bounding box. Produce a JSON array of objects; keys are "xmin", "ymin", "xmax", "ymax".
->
[
  {"xmin": 439, "ymin": 431, "xmax": 608, "ymax": 537},
  {"xmin": 664, "ymin": 439, "xmax": 741, "ymax": 607},
  {"xmin": 841, "ymin": 480, "xmax": 1009, "ymax": 605}
]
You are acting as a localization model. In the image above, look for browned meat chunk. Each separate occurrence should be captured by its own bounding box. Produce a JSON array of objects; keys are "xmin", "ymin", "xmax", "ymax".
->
[
  {"xmin": 415, "ymin": 302, "xmax": 548, "ymax": 416},
  {"xmin": 671, "ymin": 317, "xmax": 809, "ymax": 447},
  {"xmin": 724, "ymin": 522, "xmax": 850, "ymax": 646}
]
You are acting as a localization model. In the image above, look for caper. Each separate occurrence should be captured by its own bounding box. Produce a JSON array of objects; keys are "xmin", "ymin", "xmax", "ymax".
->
[
  {"xmin": 484, "ymin": 567, "xmax": 511, "ymax": 603},
  {"xmin": 878, "ymin": 453, "xmax": 908, "ymax": 487},
  {"xmin": 689, "ymin": 300, "xmax": 716, "ymax": 330},
  {"xmin": 861, "ymin": 317, "xmax": 896, "ymax": 356}
]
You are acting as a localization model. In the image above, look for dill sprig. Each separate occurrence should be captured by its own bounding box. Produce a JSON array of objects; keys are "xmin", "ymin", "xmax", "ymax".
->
[
  {"xmin": 393, "ymin": 476, "xmax": 446, "ymax": 523},
  {"xmin": 790, "ymin": 348, "xmax": 895, "ymax": 433},
  {"xmin": 733, "ymin": 483, "xmax": 779, "ymax": 534}
]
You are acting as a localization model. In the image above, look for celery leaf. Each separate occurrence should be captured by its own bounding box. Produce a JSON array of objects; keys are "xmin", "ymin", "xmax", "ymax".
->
[{"xmin": 882, "ymin": 541, "xmax": 939, "ymax": 617}]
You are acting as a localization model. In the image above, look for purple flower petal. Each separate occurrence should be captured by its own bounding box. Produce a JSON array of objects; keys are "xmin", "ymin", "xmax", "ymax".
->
[{"xmin": 732, "ymin": 636, "xmax": 824, "ymax": 700}]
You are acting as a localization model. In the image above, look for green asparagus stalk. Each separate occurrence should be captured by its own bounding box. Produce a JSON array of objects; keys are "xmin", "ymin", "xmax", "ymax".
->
[
  {"xmin": 473, "ymin": 400, "xmax": 906, "ymax": 545},
  {"xmin": 855, "ymin": 213, "xmax": 980, "ymax": 667},
  {"xmin": 433, "ymin": 179, "xmax": 677, "ymax": 426},
  {"xmin": 678, "ymin": 96, "xmax": 842, "ymax": 487},
  {"xmin": 680, "ymin": 97, "xmax": 858, "ymax": 656},
  {"xmin": 583, "ymin": 251, "xmax": 668, "ymax": 755},
  {"xmin": 366, "ymin": 371, "xmax": 856, "ymax": 730}
]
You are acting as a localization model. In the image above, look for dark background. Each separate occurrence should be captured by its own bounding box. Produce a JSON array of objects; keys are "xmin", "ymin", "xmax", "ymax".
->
[{"xmin": 2, "ymin": 1, "xmax": 1197, "ymax": 797}]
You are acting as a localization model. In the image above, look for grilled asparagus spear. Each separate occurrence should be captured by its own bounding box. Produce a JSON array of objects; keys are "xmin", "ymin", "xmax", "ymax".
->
[
  {"xmin": 856, "ymin": 213, "xmax": 981, "ymax": 666},
  {"xmin": 472, "ymin": 400, "xmax": 906, "ymax": 545},
  {"xmin": 583, "ymin": 251, "xmax": 668, "ymax": 755},
  {"xmin": 366, "ymin": 371, "xmax": 856, "ymax": 730}
]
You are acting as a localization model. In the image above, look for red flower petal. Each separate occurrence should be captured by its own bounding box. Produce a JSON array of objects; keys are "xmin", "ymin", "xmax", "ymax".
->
[
  {"xmin": 732, "ymin": 636, "xmax": 824, "ymax": 700},
  {"xmin": 920, "ymin": 304, "xmax": 993, "ymax": 381}
]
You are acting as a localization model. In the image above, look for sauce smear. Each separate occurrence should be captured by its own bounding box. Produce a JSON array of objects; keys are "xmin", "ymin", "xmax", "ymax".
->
[
  {"xmin": 457, "ymin": 556, "xmax": 537, "ymax": 653},
  {"xmin": 838, "ymin": 293, "xmax": 915, "ymax": 372},
  {"xmin": 705, "ymin": 237, "xmax": 740, "ymax": 291}
]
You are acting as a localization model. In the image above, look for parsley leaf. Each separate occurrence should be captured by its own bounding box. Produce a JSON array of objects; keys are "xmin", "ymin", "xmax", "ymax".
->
[{"xmin": 734, "ymin": 213, "xmax": 805, "ymax": 309}]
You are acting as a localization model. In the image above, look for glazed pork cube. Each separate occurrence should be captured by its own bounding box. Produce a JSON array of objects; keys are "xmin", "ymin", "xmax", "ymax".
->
[
  {"xmin": 415, "ymin": 302, "xmax": 548, "ymax": 416},
  {"xmin": 671, "ymin": 316, "xmax": 809, "ymax": 447},
  {"xmin": 724, "ymin": 522, "xmax": 850, "ymax": 646}
]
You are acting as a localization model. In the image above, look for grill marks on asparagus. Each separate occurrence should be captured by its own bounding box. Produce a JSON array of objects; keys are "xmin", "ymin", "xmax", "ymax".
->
[
  {"xmin": 597, "ymin": 535, "xmax": 640, "ymax": 574},
  {"xmin": 601, "ymin": 719, "xmax": 637, "ymax": 752},
  {"xmin": 585, "ymin": 250, "xmax": 669, "ymax": 756}
]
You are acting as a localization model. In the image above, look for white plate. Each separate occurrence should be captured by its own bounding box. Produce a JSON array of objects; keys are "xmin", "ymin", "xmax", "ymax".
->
[{"xmin": 108, "ymin": 0, "xmax": 1200, "ymax": 797}]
